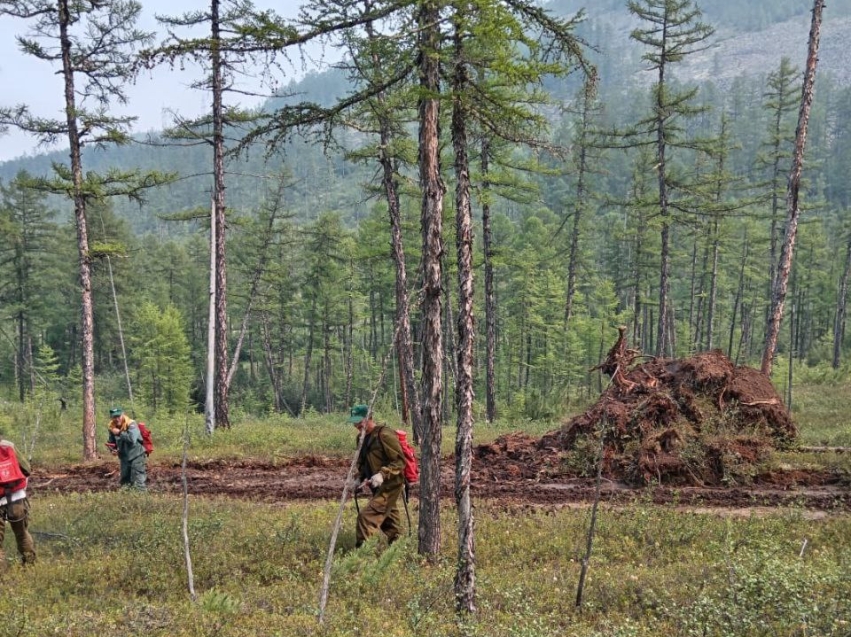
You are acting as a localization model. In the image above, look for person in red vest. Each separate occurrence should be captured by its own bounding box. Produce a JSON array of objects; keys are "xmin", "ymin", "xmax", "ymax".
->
[{"xmin": 0, "ymin": 432, "xmax": 36, "ymax": 567}]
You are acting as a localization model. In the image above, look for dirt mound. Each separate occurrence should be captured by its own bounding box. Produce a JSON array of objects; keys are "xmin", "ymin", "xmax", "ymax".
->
[{"xmin": 477, "ymin": 347, "xmax": 797, "ymax": 488}]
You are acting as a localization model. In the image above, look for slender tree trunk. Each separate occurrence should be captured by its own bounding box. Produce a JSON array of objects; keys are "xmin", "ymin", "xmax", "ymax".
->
[
  {"xmin": 300, "ymin": 297, "xmax": 317, "ymax": 416},
  {"xmin": 205, "ymin": 198, "xmax": 216, "ymax": 434},
  {"xmin": 762, "ymin": 0, "xmax": 824, "ymax": 376},
  {"xmin": 728, "ymin": 234, "xmax": 747, "ymax": 359},
  {"xmin": 694, "ymin": 238, "xmax": 711, "ymax": 351},
  {"xmin": 369, "ymin": 31, "xmax": 422, "ymax": 437},
  {"xmin": 260, "ymin": 313, "xmax": 282, "ymax": 413},
  {"xmin": 787, "ymin": 273, "xmax": 797, "ymax": 409},
  {"xmin": 211, "ymin": 0, "xmax": 230, "ymax": 428},
  {"xmin": 767, "ymin": 71, "xmax": 792, "ymax": 308},
  {"xmin": 369, "ymin": 284, "xmax": 378, "ymax": 359},
  {"xmin": 451, "ymin": 18, "xmax": 476, "ymax": 612},
  {"xmin": 225, "ymin": 184, "xmax": 282, "ymax": 390},
  {"xmin": 655, "ymin": 69, "xmax": 671, "ymax": 358},
  {"xmin": 565, "ymin": 79, "xmax": 595, "ymax": 330},
  {"xmin": 517, "ymin": 311, "xmax": 526, "ymax": 390},
  {"xmin": 689, "ymin": 239, "xmax": 700, "ymax": 350},
  {"xmin": 631, "ymin": 235, "xmax": 642, "ymax": 348},
  {"xmin": 481, "ymin": 139, "xmax": 497, "ymax": 423},
  {"xmin": 345, "ymin": 260, "xmax": 354, "ymax": 406},
  {"xmin": 707, "ymin": 217, "xmax": 720, "ymax": 350},
  {"xmin": 323, "ymin": 314, "xmax": 332, "ymax": 413},
  {"xmin": 417, "ymin": 0, "xmax": 445, "ymax": 560},
  {"xmin": 16, "ymin": 252, "xmax": 26, "ymax": 402},
  {"xmin": 832, "ymin": 236, "xmax": 851, "ymax": 369},
  {"xmin": 59, "ymin": 0, "xmax": 97, "ymax": 459}
]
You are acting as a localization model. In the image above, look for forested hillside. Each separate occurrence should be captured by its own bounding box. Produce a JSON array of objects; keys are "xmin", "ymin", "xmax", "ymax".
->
[{"xmin": 0, "ymin": 0, "xmax": 846, "ymax": 426}]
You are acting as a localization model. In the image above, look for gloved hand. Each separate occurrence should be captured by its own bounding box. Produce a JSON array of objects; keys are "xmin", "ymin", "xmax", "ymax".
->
[{"xmin": 369, "ymin": 472, "xmax": 384, "ymax": 489}]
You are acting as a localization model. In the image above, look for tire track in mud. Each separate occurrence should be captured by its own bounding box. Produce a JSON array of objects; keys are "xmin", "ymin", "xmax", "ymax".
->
[{"xmin": 29, "ymin": 455, "xmax": 851, "ymax": 514}]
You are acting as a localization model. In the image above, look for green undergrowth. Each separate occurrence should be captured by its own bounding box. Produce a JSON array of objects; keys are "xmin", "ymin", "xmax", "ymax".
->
[
  {"xmin": 2, "ymin": 494, "xmax": 849, "ymax": 636},
  {"xmin": 790, "ymin": 379, "xmax": 851, "ymax": 446}
]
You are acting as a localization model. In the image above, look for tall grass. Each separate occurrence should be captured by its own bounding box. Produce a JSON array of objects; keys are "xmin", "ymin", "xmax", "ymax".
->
[
  {"xmin": 2, "ymin": 494, "xmax": 849, "ymax": 636},
  {"xmin": 790, "ymin": 378, "xmax": 851, "ymax": 446}
]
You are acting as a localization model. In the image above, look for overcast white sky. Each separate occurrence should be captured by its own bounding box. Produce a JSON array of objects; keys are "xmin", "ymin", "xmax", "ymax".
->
[{"xmin": 0, "ymin": 0, "xmax": 330, "ymax": 162}]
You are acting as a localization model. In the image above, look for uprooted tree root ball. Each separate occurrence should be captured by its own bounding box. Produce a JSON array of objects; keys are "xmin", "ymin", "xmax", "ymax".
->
[{"xmin": 476, "ymin": 348, "xmax": 798, "ymax": 487}]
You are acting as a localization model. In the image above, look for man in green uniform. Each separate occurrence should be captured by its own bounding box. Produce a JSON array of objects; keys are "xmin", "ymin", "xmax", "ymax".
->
[
  {"xmin": 0, "ymin": 431, "xmax": 36, "ymax": 567},
  {"xmin": 349, "ymin": 404, "xmax": 406, "ymax": 547}
]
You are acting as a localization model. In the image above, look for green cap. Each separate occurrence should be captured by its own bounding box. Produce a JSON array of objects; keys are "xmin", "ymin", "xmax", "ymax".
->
[
  {"xmin": 109, "ymin": 407, "xmax": 123, "ymax": 418},
  {"xmin": 347, "ymin": 404, "xmax": 369, "ymax": 424}
]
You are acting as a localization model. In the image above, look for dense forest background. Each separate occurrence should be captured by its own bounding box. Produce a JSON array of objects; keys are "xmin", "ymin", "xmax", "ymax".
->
[{"xmin": 1, "ymin": 0, "xmax": 849, "ymax": 422}]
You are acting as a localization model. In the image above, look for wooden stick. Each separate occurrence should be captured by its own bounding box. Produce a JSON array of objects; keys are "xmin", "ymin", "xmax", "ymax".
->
[
  {"xmin": 575, "ymin": 418, "xmax": 608, "ymax": 609},
  {"xmin": 318, "ymin": 322, "xmax": 402, "ymax": 624},
  {"xmin": 181, "ymin": 411, "xmax": 197, "ymax": 602}
]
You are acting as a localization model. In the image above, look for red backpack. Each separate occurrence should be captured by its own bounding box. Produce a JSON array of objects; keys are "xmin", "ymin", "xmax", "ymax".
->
[
  {"xmin": 137, "ymin": 422, "xmax": 154, "ymax": 456},
  {"xmin": 395, "ymin": 429, "xmax": 419, "ymax": 484},
  {"xmin": 0, "ymin": 443, "xmax": 27, "ymax": 492}
]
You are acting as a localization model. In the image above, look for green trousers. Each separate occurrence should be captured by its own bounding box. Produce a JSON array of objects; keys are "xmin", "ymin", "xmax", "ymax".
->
[
  {"xmin": 356, "ymin": 484, "xmax": 404, "ymax": 547},
  {"xmin": 0, "ymin": 498, "xmax": 36, "ymax": 566},
  {"xmin": 119, "ymin": 453, "xmax": 147, "ymax": 491}
]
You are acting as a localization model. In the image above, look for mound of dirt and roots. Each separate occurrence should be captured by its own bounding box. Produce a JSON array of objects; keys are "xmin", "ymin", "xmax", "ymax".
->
[{"xmin": 476, "ymin": 337, "xmax": 798, "ymax": 488}]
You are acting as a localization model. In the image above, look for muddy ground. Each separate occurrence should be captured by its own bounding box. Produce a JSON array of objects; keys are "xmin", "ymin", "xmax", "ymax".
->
[
  {"xmin": 29, "ymin": 450, "xmax": 851, "ymax": 514},
  {"xmin": 29, "ymin": 350, "xmax": 850, "ymax": 515}
]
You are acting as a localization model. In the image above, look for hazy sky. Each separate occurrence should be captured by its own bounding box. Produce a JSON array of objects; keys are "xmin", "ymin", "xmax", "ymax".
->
[{"xmin": 0, "ymin": 0, "xmax": 326, "ymax": 163}]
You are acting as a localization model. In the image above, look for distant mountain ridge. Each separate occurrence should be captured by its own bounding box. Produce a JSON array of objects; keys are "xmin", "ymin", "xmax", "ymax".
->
[
  {"xmin": 678, "ymin": 14, "xmax": 851, "ymax": 87},
  {"xmin": 558, "ymin": 0, "xmax": 851, "ymax": 88},
  {"xmin": 2, "ymin": 0, "xmax": 848, "ymax": 229}
]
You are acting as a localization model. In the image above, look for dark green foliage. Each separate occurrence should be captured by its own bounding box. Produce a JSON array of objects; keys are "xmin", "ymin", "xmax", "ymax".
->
[{"xmin": 3, "ymin": 1, "xmax": 851, "ymax": 419}]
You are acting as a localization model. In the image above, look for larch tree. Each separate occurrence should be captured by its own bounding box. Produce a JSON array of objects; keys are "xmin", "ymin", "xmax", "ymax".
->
[
  {"xmin": 0, "ymin": 172, "xmax": 58, "ymax": 402},
  {"xmin": 627, "ymin": 0, "xmax": 714, "ymax": 357},
  {"xmin": 690, "ymin": 112, "xmax": 747, "ymax": 352},
  {"xmin": 561, "ymin": 76, "xmax": 603, "ymax": 332},
  {"xmin": 449, "ymin": 1, "xmax": 476, "ymax": 612},
  {"xmin": 762, "ymin": 0, "xmax": 825, "ymax": 376},
  {"xmin": 834, "ymin": 234, "xmax": 851, "ymax": 369},
  {"xmin": 447, "ymin": 0, "xmax": 590, "ymax": 608},
  {"xmin": 756, "ymin": 57, "xmax": 800, "ymax": 303},
  {"xmin": 340, "ymin": 0, "xmax": 424, "ymax": 441},
  {"xmin": 0, "ymin": 0, "xmax": 173, "ymax": 459},
  {"xmin": 416, "ymin": 0, "xmax": 446, "ymax": 561},
  {"xmin": 142, "ymin": 0, "xmax": 283, "ymax": 429}
]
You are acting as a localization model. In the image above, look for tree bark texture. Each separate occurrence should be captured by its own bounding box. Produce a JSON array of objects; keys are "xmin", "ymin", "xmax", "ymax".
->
[
  {"xmin": 761, "ymin": 0, "xmax": 824, "ymax": 376},
  {"xmin": 212, "ymin": 0, "xmax": 231, "ymax": 428},
  {"xmin": 451, "ymin": 22, "xmax": 476, "ymax": 613},
  {"xmin": 417, "ymin": 0, "xmax": 445, "ymax": 560},
  {"xmin": 205, "ymin": 198, "xmax": 217, "ymax": 434}
]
